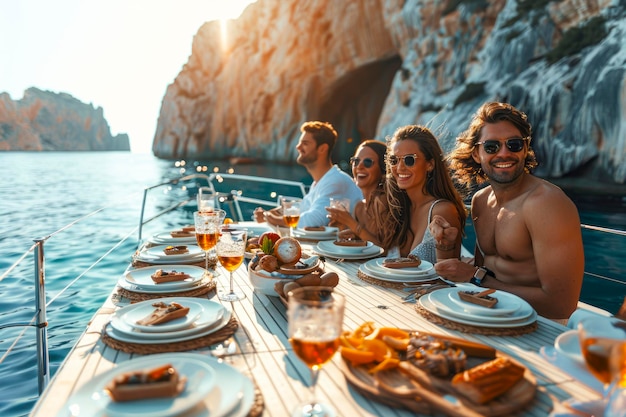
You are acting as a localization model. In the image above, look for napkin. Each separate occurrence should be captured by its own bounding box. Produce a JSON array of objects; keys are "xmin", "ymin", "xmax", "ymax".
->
[{"xmin": 539, "ymin": 345, "xmax": 603, "ymax": 393}]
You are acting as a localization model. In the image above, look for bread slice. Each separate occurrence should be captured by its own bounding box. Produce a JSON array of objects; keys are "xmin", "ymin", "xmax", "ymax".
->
[
  {"xmin": 150, "ymin": 269, "xmax": 191, "ymax": 284},
  {"xmin": 382, "ymin": 257, "xmax": 421, "ymax": 269},
  {"xmin": 451, "ymin": 357, "xmax": 525, "ymax": 404},
  {"xmin": 136, "ymin": 302, "xmax": 189, "ymax": 326},
  {"xmin": 106, "ymin": 364, "xmax": 186, "ymax": 402},
  {"xmin": 458, "ymin": 290, "xmax": 498, "ymax": 308}
]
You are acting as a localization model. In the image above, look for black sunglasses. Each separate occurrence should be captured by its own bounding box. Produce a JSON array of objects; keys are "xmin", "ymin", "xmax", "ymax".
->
[
  {"xmin": 349, "ymin": 157, "xmax": 375, "ymax": 168},
  {"xmin": 387, "ymin": 154, "xmax": 420, "ymax": 167},
  {"xmin": 475, "ymin": 137, "xmax": 529, "ymax": 154}
]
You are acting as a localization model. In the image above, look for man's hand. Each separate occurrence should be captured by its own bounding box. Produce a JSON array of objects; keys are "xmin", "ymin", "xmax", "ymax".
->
[
  {"xmin": 429, "ymin": 214, "xmax": 459, "ymax": 249},
  {"xmin": 434, "ymin": 258, "xmax": 475, "ymax": 282}
]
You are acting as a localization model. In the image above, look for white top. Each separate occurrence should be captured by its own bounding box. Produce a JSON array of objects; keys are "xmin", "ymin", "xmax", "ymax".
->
[{"xmin": 298, "ymin": 165, "xmax": 363, "ymax": 228}]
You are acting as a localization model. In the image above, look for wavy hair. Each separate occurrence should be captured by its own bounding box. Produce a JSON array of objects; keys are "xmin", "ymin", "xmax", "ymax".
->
[
  {"xmin": 380, "ymin": 125, "xmax": 467, "ymax": 250},
  {"xmin": 448, "ymin": 102, "xmax": 538, "ymax": 189}
]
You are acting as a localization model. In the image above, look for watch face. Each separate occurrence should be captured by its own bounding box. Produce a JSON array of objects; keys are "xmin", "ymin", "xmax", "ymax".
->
[{"xmin": 474, "ymin": 268, "xmax": 487, "ymax": 280}]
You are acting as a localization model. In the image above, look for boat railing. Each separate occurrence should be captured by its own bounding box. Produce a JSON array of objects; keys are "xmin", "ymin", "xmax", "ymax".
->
[{"xmin": 1, "ymin": 172, "xmax": 624, "ymax": 403}]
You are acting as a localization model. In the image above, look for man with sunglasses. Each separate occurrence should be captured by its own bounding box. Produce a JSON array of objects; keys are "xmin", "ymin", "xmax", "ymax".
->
[
  {"xmin": 253, "ymin": 121, "xmax": 362, "ymax": 228},
  {"xmin": 431, "ymin": 102, "xmax": 584, "ymax": 320}
]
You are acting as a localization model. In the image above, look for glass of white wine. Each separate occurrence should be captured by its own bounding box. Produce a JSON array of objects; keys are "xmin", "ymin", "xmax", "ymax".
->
[
  {"xmin": 281, "ymin": 197, "xmax": 301, "ymax": 237},
  {"xmin": 216, "ymin": 227, "xmax": 247, "ymax": 302},
  {"xmin": 578, "ymin": 317, "xmax": 626, "ymax": 414},
  {"xmin": 193, "ymin": 210, "xmax": 226, "ymax": 279},
  {"xmin": 197, "ymin": 187, "xmax": 217, "ymax": 213},
  {"xmin": 288, "ymin": 287, "xmax": 345, "ymax": 417}
]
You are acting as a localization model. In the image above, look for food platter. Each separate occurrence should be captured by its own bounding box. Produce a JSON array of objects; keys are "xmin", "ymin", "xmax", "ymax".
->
[{"xmin": 340, "ymin": 344, "xmax": 536, "ymax": 416}]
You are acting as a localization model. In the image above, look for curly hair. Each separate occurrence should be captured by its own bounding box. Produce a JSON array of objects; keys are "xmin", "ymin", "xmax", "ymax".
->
[
  {"xmin": 379, "ymin": 125, "xmax": 467, "ymax": 250},
  {"xmin": 300, "ymin": 121, "xmax": 338, "ymax": 153},
  {"xmin": 449, "ymin": 102, "xmax": 538, "ymax": 189}
]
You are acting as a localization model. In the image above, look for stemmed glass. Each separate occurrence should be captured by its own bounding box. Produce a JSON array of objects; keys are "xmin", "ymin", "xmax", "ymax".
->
[
  {"xmin": 216, "ymin": 227, "xmax": 247, "ymax": 301},
  {"xmin": 193, "ymin": 210, "xmax": 226, "ymax": 279},
  {"xmin": 288, "ymin": 287, "xmax": 345, "ymax": 417},
  {"xmin": 197, "ymin": 187, "xmax": 216, "ymax": 213},
  {"xmin": 281, "ymin": 197, "xmax": 301, "ymax": 237},
  {"xmin": 577, "ymin": 317, "xmax": 626, "ymax": 414}
]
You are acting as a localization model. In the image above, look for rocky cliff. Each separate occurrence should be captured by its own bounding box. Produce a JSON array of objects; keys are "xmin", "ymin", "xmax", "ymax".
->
[
  {"xmin": 153, "ymin": 0, "xmax": 626, "ymax": 185},
  {"xmin": 0, "ymin": 88, "xmax": 130, "ymax": 151}
]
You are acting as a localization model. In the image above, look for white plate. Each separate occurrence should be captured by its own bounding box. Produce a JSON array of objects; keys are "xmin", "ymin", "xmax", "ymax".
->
[
  {"xmin": 446, "ymin": 286, "xmax": 524, "ymax": 316},
  {"xmin": 227, "ymin": 221, "xmax": 274, "ymax": 237},
  {"xmin": 107, "ymin": 306, "xmax": 231, "ymax": 344},
  {"xmin": 119, "ymin": 298, "xmax": 210, "ymax": 333},
  {"xmin": 116, "ymin": 276, "xmax": 212, "ymax": 294},
  {"xmin": 293, "ymin": 226, "xmax": 338, "ymax": 239},
  {"xmin": 142, "ymin": 245, "xmax": 204, "ymax": 260},
  {"xmin": 111, "ymin": 298, "xmax": 226, "ymax": 338},
  {"xmin": 64, "ymin": 354, "xmax": 217, "ymax": 417},
  {"xmin": 369, "ymin": 258, "xmax": 435, "ymax": 276},
  {"xmin": 148, "ymin": 232, "xmax": 198, "ymax": 245},
  {"xmin": 320, "ymin": 240, "xmax": 374, "ymax": 254},
  {"xmin": 358, "ymin": 263, "xmax": 439, "ymax": 283},
  {"xmin": 315, "ymin": 245, "xmax": 384, "ymax": 260},
  {"xmin": 125, "ymin": 265, "xmax": 205, "ymax": 289},
  {"xmin": 555, "ymin": 329, "xmax": 585, "ymax": 364},
  {"xmin": 419, "ymin": 294, "xmax": 537, "ymax": 328},
  {"xmin": 428, "ymin": 289, "xmax": 533, "ymax": 323}
]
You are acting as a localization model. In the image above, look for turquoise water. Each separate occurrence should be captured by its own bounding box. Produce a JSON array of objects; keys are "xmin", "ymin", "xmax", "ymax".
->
[{"xmin": 0, "ymin": 152, "xmax": 624, "ymax": 417}]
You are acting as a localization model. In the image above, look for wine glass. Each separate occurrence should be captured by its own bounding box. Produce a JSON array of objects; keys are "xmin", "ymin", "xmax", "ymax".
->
[
  {"xmin": 281, "ymin": 197, "xmax": 301, "ymax": 237},
  {"xmin": 216, "ymin": 227, "xmax": 247, "ymax": 301},
  {"xmin": 288, "ymin": 286, "xmax": 345, "ymax": 417},
  {"xmin": 578, "ymin": 317, "xmax": 626, "ymax": 413},
  {"xmin": 197, "ymin": 187, "xmax": 216, "ymax": 213},
  {"xmin": 193, "ymin": 210, "xmax": 226, "ymax": 279}
]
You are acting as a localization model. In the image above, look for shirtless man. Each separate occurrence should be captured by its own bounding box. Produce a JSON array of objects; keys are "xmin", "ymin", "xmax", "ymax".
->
[{"xmin": 430, "ymin": 102, "xmax": 584, "ymax": 319}]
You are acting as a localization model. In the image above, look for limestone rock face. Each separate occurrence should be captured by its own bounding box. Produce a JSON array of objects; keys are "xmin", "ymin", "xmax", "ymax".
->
[
  {"xmin": 0, "ymin": 88, "xmax": 129, "ymax": 151},
  {"xmin": 153, "ymin": 0, "xmax": 626, "ymax": 184}
]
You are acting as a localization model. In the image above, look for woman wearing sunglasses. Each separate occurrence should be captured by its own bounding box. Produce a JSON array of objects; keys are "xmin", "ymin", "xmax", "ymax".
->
[
  {"xmin": 326, "ymin": 140, "xmax": 387, "ymax": 244},
  {"xmin": 378, "ymin": 125, "xmax": 467, "ymax": 264}
]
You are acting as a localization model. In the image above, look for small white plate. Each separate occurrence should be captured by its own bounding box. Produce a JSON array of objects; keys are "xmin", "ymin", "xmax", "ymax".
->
[
  {"xmin": 227, "ymin": 221, "xmax": 274, "ymax": 237},
  {"xmin": 555, "ymin": 329, "xmax": 585, "ymax": 364},
  {"xmin": 116, "ymin": 276, "xmax": 213, "ymax": 294},
  {"xmin": 428, "ymin": 289, "xmax": 533, "ymax": 323},
  {"xmin": 318, "ymin": 240, "xmax": 373, "ymax": 254},
  {"xmin": 371, "ymin": 258, "xmax": 434, "ymax": 276},
  {"xmin": 314, "ymin": 244, "xmax": 384, "ymax": 260},
  {"xmin": 107, "ymin": 308, "xmax": 231, "ymax": 344},
  {"xmin": 359, "ymin": 263, "xmax": 438, "ymax": 283},
  {"xmin": 148, "ymin": 232, "xmax": 198, "ymax": 245},
  {"xmin": 120, "ymin": 299, "xmax": 207, "ymax": 333},
  {"xmin": 446, "ymin": 286, "xmax": 523, "ymax": 316},
  {"xmin": 293, "ymin": 226, "xmax": 338, "ymax": 239},
  {"xmin": 419, "ymin": 294, "xmax": 537, "ymax": 328},
  {"xmin": 124, "ymin": 265, "xmax": 205, "ymax": 289},
  {"xmin": 143, "ymin": 245, "xmax": 204, "ymax": 260},
  {"xmin": 65, "ymin": 354, "xmax": 217, "ymax": 417}
]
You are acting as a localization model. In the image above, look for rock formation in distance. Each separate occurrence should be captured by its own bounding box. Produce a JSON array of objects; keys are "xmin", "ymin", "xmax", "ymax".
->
[
  {"xmin": 153, "ymin": 0, "xmax": 626, "ymax": 185},
  {"xmin": 0, "ymin": 88, "xmax": 130, "ymax": 151}
]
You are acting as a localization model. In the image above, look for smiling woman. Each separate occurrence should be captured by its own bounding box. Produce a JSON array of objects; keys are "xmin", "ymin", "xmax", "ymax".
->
[{"xmin": 0, "ymin": 0, "xmax": 257, "ymax": 154}]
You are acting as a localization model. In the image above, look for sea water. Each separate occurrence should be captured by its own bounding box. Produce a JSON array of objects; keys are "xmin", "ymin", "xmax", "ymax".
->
[{"xmin": 0, "ymin": 152, "xmax": 624, "ymax": 417}]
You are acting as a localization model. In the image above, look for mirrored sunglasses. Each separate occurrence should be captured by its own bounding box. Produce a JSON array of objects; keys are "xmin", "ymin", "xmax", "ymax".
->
[
  {"xmin": 387, "ymin": 154, "xmax": 420, "ymax": 167},
  {"xmin": 349, "ymin": 157, "xmax": 375, "ymax": 168},
  {"xmin": 476, "ymin": 137, "xmax": 528, "ymax": 154}
]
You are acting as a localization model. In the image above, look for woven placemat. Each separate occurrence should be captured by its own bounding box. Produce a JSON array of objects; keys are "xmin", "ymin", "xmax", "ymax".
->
[
  {"xmin": 114, "ymin": 280, "xmax": 217, "ymax": 303},
  {"xmin": 415, "ymin": 304, "xmax": 538, "ymax": 336},
  {"xmin": 102, "ymin": 316, "xmax": 239, "ymax": 353},
  {"xmin": 247, "ymin": 381, "xmax": 265, "ymax": 417}
]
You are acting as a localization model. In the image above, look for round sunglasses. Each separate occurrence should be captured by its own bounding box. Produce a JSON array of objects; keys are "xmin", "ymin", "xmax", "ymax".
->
[
  {"xmin": 387, "ymin": 154, "xmax": 421, "ymax": 167},
  {"xmin": 475, "ymin": 137, "xmax": 529, "ymax": 154},
  {"xmin": 349, "ymin": 157, "xmax": 375, "ymax": 168}
]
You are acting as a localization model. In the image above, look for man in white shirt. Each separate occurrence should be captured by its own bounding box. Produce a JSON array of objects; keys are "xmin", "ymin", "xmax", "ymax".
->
[{"xmin": 254, "ymin": 121, "xmax": 363, "ymax": 228}]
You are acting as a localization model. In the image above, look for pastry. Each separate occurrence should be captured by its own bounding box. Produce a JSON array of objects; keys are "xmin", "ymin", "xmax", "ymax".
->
[
  {"xmin": 106, "ymin": 363, "xmax": 186, "ymax": 402},
  {"xmin": 458, "ymin": 289, "xmax": 498, "ymax": 308},
  {"xmin": 150, "ymin": 269, "xmax": 191, "ymax": 284},
  {"xmin": 382, "ymin": 257, "xmax": 421, "ymax": 269},
  {"xmin": 163, "ymin": 245, "xmax": 189, "ymax": 255},
  {"xmin": 451, "ymin": 357, "xmax": 525, "ymax": 404},
  {"xmin": 304, "ymin": 226, "xmax": 326, "ymax": 231},
  {"xmin": 273, "ymin": 237, "xmax": 302, "ymax": 265},
  {"xmin": 136, "ymin": 302, "xmax": 189, "ymax": 326},
  {"xmin": 333, "ymin": 239, "xmax": 367, "ymax": 247}
]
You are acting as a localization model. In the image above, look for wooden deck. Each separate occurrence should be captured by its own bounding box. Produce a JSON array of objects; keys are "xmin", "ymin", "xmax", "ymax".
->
[{"xmin": 29, "ymin": 242, "xmax": 603, "ymax": 417}]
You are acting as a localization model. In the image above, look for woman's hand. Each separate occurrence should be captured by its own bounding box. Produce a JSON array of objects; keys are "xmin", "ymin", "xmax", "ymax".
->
[{"xmin": 325, "ymin": 206, "xmax": 354, "ymax": 230}]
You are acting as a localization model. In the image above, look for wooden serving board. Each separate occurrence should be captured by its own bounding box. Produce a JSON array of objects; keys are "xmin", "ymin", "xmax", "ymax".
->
[{"xmin": 340, "ymin": 351, "xmax": 536, "ymax": 417}]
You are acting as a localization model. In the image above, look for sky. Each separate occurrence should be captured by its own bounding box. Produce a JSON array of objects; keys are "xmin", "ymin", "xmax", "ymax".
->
[{"xmin": 0, "ymin": 0, "xmax": 256, "ymax": 153}]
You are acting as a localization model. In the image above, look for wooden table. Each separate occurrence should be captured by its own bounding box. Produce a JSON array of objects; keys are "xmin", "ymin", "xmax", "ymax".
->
[{"xmin": 29, "ymin": 245, "xmax": 602, "ymax": 417}]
